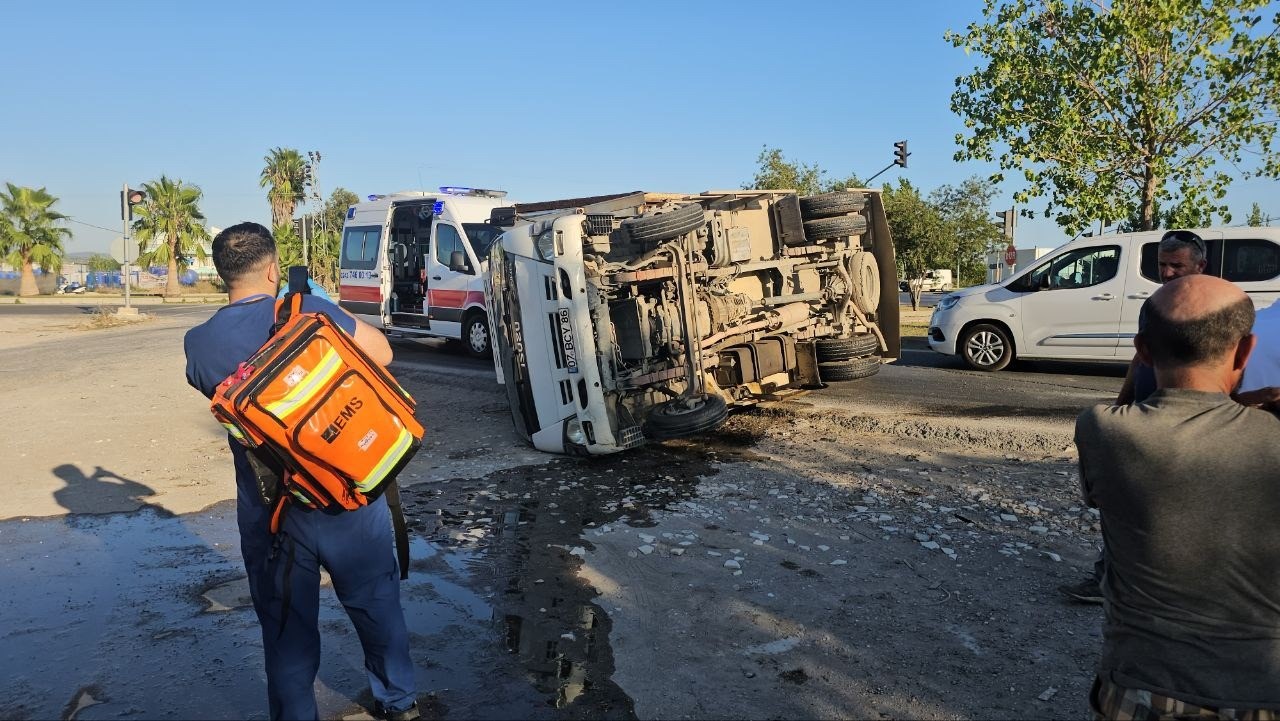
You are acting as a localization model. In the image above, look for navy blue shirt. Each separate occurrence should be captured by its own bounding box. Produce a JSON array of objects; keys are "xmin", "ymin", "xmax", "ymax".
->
[{"xmin": 184, "ymin": 294, "xmax": 357, "ymax": 521}]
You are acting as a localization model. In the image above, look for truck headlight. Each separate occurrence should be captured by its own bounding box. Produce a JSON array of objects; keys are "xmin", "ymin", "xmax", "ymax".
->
[
  {"xmin": 536, "ymin": 230, "xmax": 556, "ymax": 261},
  {"xmin": 937, "ymin": 295, "xmax": 960, "ymax": 311},
  {"xmin": 565, "ymin": 418, "xmax": 587, "ymax": 446}
]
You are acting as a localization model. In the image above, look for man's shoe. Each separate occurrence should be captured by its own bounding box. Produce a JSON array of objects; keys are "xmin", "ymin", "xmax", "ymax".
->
[
  {"xmin": 1058, "ymin": 578, "xmax": 1104, "ymax": 604},
  {"xmin": 374, "ymin": 701, "xmax": 420, "ymax": 721}
]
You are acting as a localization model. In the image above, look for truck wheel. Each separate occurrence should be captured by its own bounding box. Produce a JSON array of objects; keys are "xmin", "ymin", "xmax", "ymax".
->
[
  {"xmin": 849, "ymin": 252, "xmax": 881, "ymax": 314},
  {"xmin": 960, "ymin": 323, "xmax": 1013, "ymax": 371},
  {"xmin": 819, "ymin": 356, "xmax": 880, "ymax": 382},
  {"xmin": 623, "ymin": 203, "xmax": 707, "ymax": 244},
  {"xmin": 799, "ymin": 191, "xmax": 866, "ymax": 219},
  {"xmin": 643, "ymin": 395, "xmax": 729, "ymax": 440},
  {"xmin": 803, "ymin": 215, "xmax": 867, "ymax": 242},
  {"xmin": 463, "ymin": 312, "xmax": 492, "ymax": 358},
  {"xmin": 816, "ymin": 333, "xmax": 879, "ymax": 362}
]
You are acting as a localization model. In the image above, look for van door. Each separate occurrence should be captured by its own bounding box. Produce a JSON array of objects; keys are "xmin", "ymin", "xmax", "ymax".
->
[
  {"xmin": 1016, "ymin": 243, "xmax": 1124, "ymax": 358},
  {"xmin": 338, "ymin": 222, "xmax": 386, "ymax": 326},
  {"xmin": 425, "ymin": 221, "xmax": 475, "ymax": 339},
  {"xmin": 1122, "ymin": 232, "xmax": 1225, "ymax": 359},
  {"xmin": 1219, "ymin": 232, "xmax": 1280, "ymax": 309}
]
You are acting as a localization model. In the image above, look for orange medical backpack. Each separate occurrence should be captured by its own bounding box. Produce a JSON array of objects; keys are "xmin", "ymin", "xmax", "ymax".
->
[{"xmin": 210, "ymin": 274, "xmax": 423, "ymax": 575}]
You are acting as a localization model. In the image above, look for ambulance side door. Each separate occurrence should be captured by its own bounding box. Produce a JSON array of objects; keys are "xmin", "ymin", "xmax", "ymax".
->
[{"xmin": 425, "ymin": 221, "xmax": 473, "ymax": 339}]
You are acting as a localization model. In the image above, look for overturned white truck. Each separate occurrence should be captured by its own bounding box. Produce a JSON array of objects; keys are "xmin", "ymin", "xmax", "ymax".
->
[{"xmin": 484, "ymin": 189, "xmax": 900, "ymax": 455}]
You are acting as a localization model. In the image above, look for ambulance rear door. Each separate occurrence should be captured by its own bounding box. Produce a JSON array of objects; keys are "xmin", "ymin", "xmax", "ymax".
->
[{"xmin": 337, "ymin": 207, "xmax": 390, "ymax": 327}]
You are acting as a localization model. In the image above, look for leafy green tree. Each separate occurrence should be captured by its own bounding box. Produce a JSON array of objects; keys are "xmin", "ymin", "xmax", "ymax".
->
[
  {"xmin": 260, "ymin": 147, "xmax": 307, "ymax": 229},
  {"xmin": 273, "ymin": 223, "xmax": 304, "ymax": 283},
  {"xmin": 319, "ymin": 187, "xmax": 359, "ymax": 235},
  {"xmin": 948, "ymin": 0, "xmax": 1279, "ymax": 234},
  {"xmin": 883, "ymin": 179, "xmax": 948, "ymax": 310},
  {"xmin": 131, "ymin": 175, "xmax": 209, "ymax": 297},
  {"xmin": 86, "ymin": 254, "xmax": 121, "ymax": 272},
  {"xmin": 745, "ymin": 146, "xmax": 827, "ymax": 195},
  {"xmin": 0, "ymin": 183, "xmax": 70, "ymax": 296},
  {"xmin": 930, "ymin": 177, "xmax": 1004, "ymax": 286},
  {"xmin": 1248, "ymin": 202, "xmax": 1266, "ymax": 227}
]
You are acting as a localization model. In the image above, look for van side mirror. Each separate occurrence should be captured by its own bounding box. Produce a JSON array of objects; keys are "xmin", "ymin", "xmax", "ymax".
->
[{"xmin": 449, "ymin": 250, "xmax": 471, "ymax": 273}]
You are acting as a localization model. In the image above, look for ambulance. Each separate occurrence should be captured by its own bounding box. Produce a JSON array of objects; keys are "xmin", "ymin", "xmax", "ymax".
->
[{"xmin": 337, "ymin": 187, "xmax": 511, "ymax": 356}]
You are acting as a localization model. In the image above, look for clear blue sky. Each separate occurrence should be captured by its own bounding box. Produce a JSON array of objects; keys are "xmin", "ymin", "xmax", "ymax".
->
[{"xmin": 3, "ymin": 0, "xmax": 1276, "ymax": 255}]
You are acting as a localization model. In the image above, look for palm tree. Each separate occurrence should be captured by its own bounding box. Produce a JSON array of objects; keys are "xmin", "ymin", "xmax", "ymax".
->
[
  {"xmin": 131, "ymin": 175, "xmax": 209, "ymax": 298},
  {"xmin": 260, "ymin": 147, "xmax": 307, "ymax": 229},
  {"xmin": 1, "ymin": 184, "xmax": 70, "ymax": 297}
]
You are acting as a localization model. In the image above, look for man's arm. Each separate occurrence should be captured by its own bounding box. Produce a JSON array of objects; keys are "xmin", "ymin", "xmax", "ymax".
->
[
  {"xmin": 1115, "ymin": 357, "xmax": 1139, "ymax": 405},
  {"xmin": 348, "ymin": 314, "xmax": 393, "ymax": 367}
]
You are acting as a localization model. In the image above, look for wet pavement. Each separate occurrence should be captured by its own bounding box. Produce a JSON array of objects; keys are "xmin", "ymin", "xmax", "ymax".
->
[{"xmin": 0, "ymin": 441, "xmax": 733, "ymax": 720}]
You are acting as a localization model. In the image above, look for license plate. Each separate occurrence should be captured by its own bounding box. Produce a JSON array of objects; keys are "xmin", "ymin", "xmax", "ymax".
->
[{"xmin": 558, "ymin": 308, "xmax": 579, "ymax": 373}]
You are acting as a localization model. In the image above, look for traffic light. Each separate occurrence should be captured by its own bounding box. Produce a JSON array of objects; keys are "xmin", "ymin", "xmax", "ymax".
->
[
  {"xmin": 120, "ymin": 186, "xmax": 146, "ymax": 220},
  {"xmin": 995, "ymin": 208, "xmax": 1016, "ymax": 240},
  {"xmin": 893, "ymin": 140, "xmax": 909, "ymax": 168}
]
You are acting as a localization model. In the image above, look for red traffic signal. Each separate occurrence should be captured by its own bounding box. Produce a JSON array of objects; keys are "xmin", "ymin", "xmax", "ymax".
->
[{"xmin": 121, "ymin": 186, "xmax": 147, "ymax": 220}]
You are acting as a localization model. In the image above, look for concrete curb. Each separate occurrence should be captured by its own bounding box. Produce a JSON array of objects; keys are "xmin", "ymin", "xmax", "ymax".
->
[{"xmin": 0, "ymin": 295, "xmax": 227, "ymax": 305}]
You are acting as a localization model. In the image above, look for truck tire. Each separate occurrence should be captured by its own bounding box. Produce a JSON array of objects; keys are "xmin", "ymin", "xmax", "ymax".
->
[
  {"xmin": 463, "ymin": 311, "xmax": 492, "ymax": 358},
  {"xmin": 818, "ymin": 356, "xmax": 880, "ymax": 382},
  {"xmin": 643, "ymin": 395, "xmax": 729, "ymax": 440},
  {"xmin": 960, "ymin": 323, "xmax": 1013, "ymax": 371},
  {"xmin": 803, "ymin": 215, "xmax": 867, "ymax": 242},
  {"xmin": 816, "ymin": 333, "xmax": 879, "ymax": 362},
  {"xmin": 799, "ymin": 191, "xmax": 866, "ymax": 219},
  {"xmin": 849, "ymin": 252, "xmax": 881, "ymax": 314},
  {"xmin": 623, "ymin": 203, "xmax": 707, "ymax": 244}
]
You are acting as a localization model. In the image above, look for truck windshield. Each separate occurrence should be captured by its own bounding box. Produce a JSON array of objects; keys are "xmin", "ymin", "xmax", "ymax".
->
[{"xmin": 463, "ymin": 223, "xmax": 503, "ymax": 261}]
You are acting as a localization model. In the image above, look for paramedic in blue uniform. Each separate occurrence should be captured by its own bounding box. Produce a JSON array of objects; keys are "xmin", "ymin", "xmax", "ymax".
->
[{"xmin": 184, "ymin": 222, "xmax": 419, "ymax": 721}]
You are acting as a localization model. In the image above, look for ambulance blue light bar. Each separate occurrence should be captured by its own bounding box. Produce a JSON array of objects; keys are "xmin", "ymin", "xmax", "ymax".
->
[{"xmin": 438, "ymin": 186, "xmax": 508, "ymax": 198}]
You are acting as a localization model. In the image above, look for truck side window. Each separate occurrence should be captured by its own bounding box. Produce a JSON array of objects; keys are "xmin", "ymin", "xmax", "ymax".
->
[
  {"xmin": 341, "ymin": 226, "xmax": 381, "ymax": 270},
  {"xmin": 435, "ymin": 224, "xmax": 466, "ymax": 269},
  {"xmin": 1021, "ymin": 246, "xmax": 1120, "ymax": 291},
  {"xmin": 1221, "ymin": 239, "xmax": 1280, "ymax": 283}
]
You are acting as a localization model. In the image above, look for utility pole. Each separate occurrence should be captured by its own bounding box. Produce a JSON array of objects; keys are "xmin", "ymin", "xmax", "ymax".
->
[{"xmin": 119, "ymin": 184, "xmax": 146, "ymax": 316}]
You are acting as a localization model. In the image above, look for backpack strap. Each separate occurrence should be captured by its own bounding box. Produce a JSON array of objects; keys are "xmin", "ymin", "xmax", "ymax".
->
[
  {"xmin": 384, "ymin": 481, "xmax": 411, "ymax": 581},
  {"xmin": 271, "ymin": 266, "xmax": 312, "ymax": 336}
]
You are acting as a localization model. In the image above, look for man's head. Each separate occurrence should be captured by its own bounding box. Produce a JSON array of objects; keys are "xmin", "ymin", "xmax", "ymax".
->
[
  {"xmin": 1136, "ymin": 275, "xmax": 1255, "ymax": 391},
  {"xmin": 211, "ymin": 222, "xmax": 279, "ymax": 291},
  {"xmin": 1157, "ymin": 229, "xmax": 1208, "ymax": 282}
]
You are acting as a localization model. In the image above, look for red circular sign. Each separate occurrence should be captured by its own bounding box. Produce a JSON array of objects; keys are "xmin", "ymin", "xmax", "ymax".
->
[{"xmin": 1004, "ymin": 246, "xmax": 1017, "ymax": 266}]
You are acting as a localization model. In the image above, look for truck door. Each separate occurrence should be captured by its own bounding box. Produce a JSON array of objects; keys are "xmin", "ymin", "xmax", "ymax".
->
[
  {"xmin": 1017, "ymin": 243, "xmax": 1124, "ymax": 357},
  {"xmin": 425, "ymin": 221, "xmax": 475, "ymax": 339}
]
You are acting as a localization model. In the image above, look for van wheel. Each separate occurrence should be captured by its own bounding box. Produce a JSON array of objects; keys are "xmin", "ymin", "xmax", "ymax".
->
[
  {"xmin": 463, "ymin": 312, "xmax": 491, "ymax": 358},
  {"xmin": 623, "ymin": 203, "xmax": 707, "ymax": 244},
  {"xmin": 643, "ymin": 395, "xmax": 729, "ymax": 440},
  {"xmin": 803, "ymin": 215, "xmax": 868, "ymax": 242},
  {"xmin": 799, "ymin": 191, "xmax": 866, "ymax": 219},
  {"xmin": 819, "ymin": 356, "xmax": 881, "ymax": 382},
  {"xmin": 960, "ymin": 323, "xmax": 1013, "ymax": 371}
]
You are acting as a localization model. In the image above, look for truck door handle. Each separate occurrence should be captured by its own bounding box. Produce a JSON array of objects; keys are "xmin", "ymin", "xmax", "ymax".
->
[
  {"xmin": 432, "ymin": 275, "xmax": 442, "ymax": 281},
  {"xmin": 1127, "ymin": 292, "xmax": 1150, "ymax": 300},
  {"xmin": 1092, "ymin": 293, "xmax": 1115, "ymax": 301}
]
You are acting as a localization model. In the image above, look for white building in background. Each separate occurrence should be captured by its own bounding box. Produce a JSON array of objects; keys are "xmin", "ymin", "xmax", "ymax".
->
[{"xmin": 985, "ymin": 247, "xmax": 1055, "ymax": 284}]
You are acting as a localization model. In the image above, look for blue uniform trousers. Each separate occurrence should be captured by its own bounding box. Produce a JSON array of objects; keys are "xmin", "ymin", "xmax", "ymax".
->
[{"xmin": 238, "ymin": 493, "xmax": 415, "ymax": 720}]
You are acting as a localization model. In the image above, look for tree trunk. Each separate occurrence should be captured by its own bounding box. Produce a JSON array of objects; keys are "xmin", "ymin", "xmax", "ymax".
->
[
  {"xmin": 165, "ymin": 234, "xmax": 181, "ymax": 297},
  {"xmin": 17, "ymin": 258, "xmax": 38, "ymax": 297},
  {"xmin": 1140, "ymin": 161, "xmax": 1158, "ymax": 231}
]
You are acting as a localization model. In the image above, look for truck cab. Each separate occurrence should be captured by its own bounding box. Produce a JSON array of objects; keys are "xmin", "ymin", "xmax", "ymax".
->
[{"xmin": 338, "ymin": 187, "xmax": 510, "ymax": 356}]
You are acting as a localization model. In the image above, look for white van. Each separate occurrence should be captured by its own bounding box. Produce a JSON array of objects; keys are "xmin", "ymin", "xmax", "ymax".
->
[
  {"xmin": 337, "ymin": 187, "xmax": 511, "ymax": 356},
  {"xmin": 928, "ymin": 227, "xmax": 1280, "ymax": 371}
]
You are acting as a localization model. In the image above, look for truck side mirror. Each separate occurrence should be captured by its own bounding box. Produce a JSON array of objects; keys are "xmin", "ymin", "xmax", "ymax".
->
[{"xmin": 449, "ymin": 250, "xmax": 471, "ymax": 274}]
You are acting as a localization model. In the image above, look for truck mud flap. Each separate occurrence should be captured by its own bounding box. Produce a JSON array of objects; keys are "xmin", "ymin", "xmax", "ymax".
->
[{"xmin": 794, "ymin": 341, "xmax": 822, "ymax": 387}]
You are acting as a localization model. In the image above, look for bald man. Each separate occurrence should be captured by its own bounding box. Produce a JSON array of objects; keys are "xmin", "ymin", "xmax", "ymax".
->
[{"xmin": 1075, "ymin": 275, "xmax": 1280, "ymax": 719}]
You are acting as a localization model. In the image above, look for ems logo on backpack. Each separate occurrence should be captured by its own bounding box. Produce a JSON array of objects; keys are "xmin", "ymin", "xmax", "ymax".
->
[{"xmin": 209, "ymin": 268, "xmax": 423, "ymax": 578}]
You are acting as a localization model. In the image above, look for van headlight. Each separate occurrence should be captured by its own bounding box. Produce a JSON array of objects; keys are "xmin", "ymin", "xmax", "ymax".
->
[
  {"xmin": 564, "ymin": 418, "xmax": 587, "ymax": 446},
  {"xmin": 937, "ymin": 295, "xmax": 960, "ymax": 311},
  {"xmin": 535, "ymin": 230, "xmax": 556, "ymax": 261}
]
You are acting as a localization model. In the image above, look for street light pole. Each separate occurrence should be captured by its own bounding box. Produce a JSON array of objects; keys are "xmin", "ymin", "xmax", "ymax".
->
[{"xmin": 121, "ymin": 182, "xmax": 132, "ymax": 312}]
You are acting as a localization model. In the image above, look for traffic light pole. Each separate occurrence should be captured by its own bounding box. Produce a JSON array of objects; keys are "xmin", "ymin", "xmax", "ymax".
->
[{"xmin": 121, "ymin": 182, "xmax": 133, "ymax": 313}]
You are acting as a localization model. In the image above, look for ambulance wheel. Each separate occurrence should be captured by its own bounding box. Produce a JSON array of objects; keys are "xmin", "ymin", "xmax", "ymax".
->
[
  {"xmin": 643, "ymin": 395, "xmax": 728, "ymax": 440},
  {"xmin": 623, "ymin": 202, "xmax": 707, "ymax": 244},
  {"xmin": 464, "ymin": 312, "xmax": 491, "ymax": 358}
]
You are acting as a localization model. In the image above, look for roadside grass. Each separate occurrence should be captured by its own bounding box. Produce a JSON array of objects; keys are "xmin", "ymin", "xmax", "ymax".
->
[
  {"xmin": 79, "ymin": 307, "xmax": 151, "ymax": 330},
  {"xmin": 900, "ymin": 322, "xmax": 930, "ymax": 338}
]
